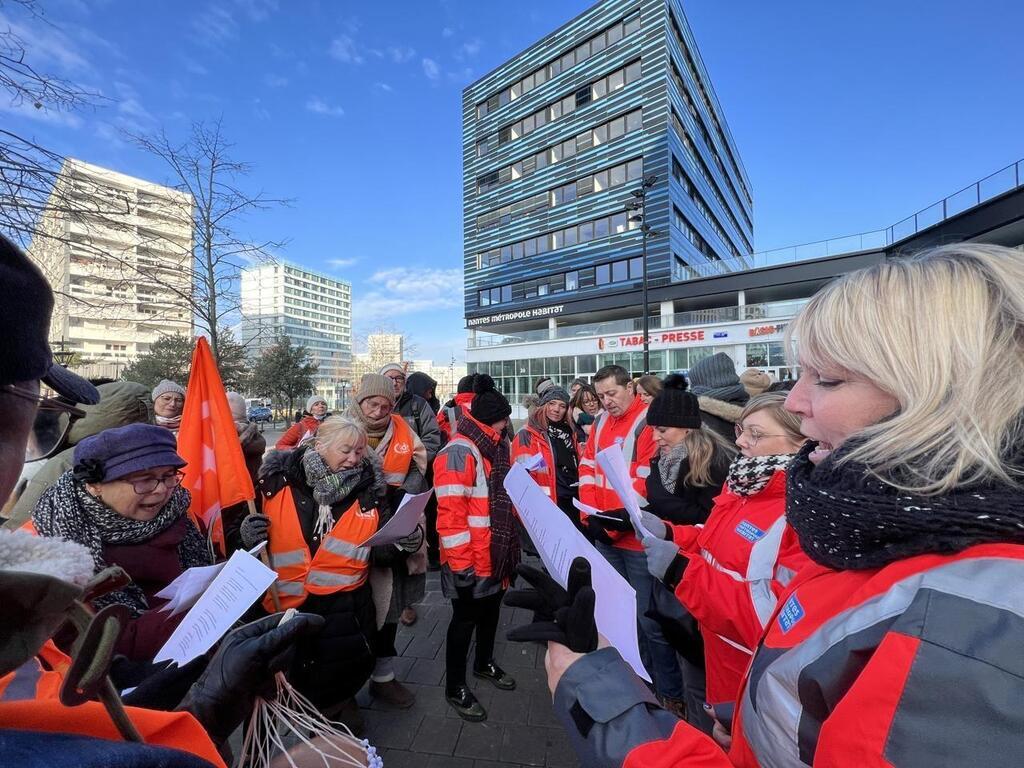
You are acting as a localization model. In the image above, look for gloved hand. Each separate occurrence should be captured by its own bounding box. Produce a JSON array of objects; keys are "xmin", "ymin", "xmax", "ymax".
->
[
  {"xmin": 585, "ymin": 515, "xmax": 613, "ymax": 545},
  {"xmin": 640, "ymin": 510, "xmax": 667, "ymax": 540},
  {"xmin": 397, "ymin": 524, "xmax": 424, "ymax": 553},
  {"xmin": 589, "ymin": 508, "xmax": 633, "ymax": 532},
  {"xmin": 178, "ymin": 611, "xmax": 324, "ymax": 744},
  {"xmin": 642, "ymin": 534, "xmax": 686, "ymax": 587},
  {"xmin": 505, "ymin": 556, "xmax": 598, "ymax": 653},
  {"xmin": 240, "ymin": 513, "xmax": 270, "ymax": 549}
]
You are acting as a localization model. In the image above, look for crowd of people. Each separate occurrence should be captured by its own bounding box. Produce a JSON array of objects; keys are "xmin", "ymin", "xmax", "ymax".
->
[{"xmin": 2, "ymin": 230, "xmax": 1023, "ymax": 767}]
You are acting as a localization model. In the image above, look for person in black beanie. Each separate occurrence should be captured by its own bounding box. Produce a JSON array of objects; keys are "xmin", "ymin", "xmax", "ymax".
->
[{"xmin": 432, "ymin": 374, "xmax": 519, "ymax": 721}]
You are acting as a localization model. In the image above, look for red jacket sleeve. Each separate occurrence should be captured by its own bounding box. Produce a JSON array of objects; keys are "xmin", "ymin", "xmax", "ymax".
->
[
  {"xmin": 275, "ymin": 422, "xmax": 302, "ymax": 449},
  {"xmin": 578, "ymin": 426, "xmax": 598, "ymax": 514},
  {"xmin": 625, "ymin": 721, "xmax": 734, "ymax": 768},
  {"xmin": 631, "ymin": 425, "xmax": 658, "ymax": 505},
  {"xmin": 433, "ymin": 445, "xmax": 476, "ymax": 576}
]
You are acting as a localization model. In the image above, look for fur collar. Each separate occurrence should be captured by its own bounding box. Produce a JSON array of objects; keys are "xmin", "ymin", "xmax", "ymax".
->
[
  {"xmin": 0, "ymin": 529, "xmax": 94, "ymax": 586},
  {"xmin": 698, "ymin": 395, "xmax": 745, "ymax": 424}
]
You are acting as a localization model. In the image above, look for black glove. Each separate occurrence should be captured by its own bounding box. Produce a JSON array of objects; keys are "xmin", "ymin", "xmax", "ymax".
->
[
  {"xmin": 585, "ymin": 515, "xmax": 613, "ymax": 545},
  {"xmin": 589, "ymin": 508, "xmax": 633, "ymax": 532},
  {"xmin": 397, "ymin": 524, "xmax": 425, "ymax": 553},
  {"xmin": 178, "ymin": 612, "xmax": 324, "ymax": 744},
  {"xmin": 504, "ymin": 557, "xmax": 598, "ymax": 653},
  {"xmin": 239, "ymin": 513, "xmax": 270, "ymax": 549}
]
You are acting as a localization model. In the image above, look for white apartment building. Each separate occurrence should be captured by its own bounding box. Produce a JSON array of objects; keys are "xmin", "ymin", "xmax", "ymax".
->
[
  {"xmin": 240, "ymin": 261, "xmax": 352, "ymax": 408},
  {"xmin": 29, "ymin": 159, "xmax": 194, "ymax": 379}
]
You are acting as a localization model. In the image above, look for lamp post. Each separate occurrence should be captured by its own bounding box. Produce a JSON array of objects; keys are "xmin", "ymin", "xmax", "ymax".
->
[
  {"xmin": 626, "ymin": 175, "xmax": 659, "ymax": 374},
  {"xmin": 52, "ymin": 336, "xmax": 75, "ymax": 368}
]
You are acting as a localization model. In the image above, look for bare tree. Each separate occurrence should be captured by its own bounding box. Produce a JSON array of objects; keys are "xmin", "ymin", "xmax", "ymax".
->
[{"xmin": 127, "ymin": 120, "xmax": 290, "ymax": 363}]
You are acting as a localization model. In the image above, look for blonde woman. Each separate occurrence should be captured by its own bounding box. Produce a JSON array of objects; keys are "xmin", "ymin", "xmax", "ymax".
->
[
  {"xmin": 525, "ymin": 244, "xmax": 1024, "ymax": 767},
  {"xmin": 635, "ymin": 374, "xmax": 663, "ymax": 406}
]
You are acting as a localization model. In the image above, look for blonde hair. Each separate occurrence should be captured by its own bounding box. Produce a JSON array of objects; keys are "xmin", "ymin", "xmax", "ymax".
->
[
  {"xmin": 787, "ymin": 243, "xmax": 1024, "ymax": 494},
  {"xmin": 681, "ymin": 426, "xmax": 736, "ymax": 487},
  {"xmin": 315, "ymin": 416, "xmax": 367, "ymax": 452},
  {"xmin": 636, "ymin": 375, "xmax": 663, "ymax": 399},
  {"xmin": 740, "ymin": 392, "xmax": 805, "ymax": 447}
]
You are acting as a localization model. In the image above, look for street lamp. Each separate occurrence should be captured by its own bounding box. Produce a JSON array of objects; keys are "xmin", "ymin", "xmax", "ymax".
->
[
  {"xmin": 52, "ymin": 336, "xmax": 75, "ymax": 368},
  {"xmin": 626, "ymin": 175, "xmax": 659, "ymax": 374}
]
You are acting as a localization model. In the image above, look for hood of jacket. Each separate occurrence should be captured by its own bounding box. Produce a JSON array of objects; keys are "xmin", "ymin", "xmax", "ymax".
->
[
  {"xmin": 67, "ymin": 381, "xmax": 153, "ymax": 445},
  {"xmin": 698, "ymin": 395, "xmax": 745, "ymax": 424}
]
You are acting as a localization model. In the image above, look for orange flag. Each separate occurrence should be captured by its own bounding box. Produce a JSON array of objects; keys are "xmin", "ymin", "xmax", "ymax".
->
[{"xmin": 177, "ymin": 336, "xmax": 254, "ymax": 555}]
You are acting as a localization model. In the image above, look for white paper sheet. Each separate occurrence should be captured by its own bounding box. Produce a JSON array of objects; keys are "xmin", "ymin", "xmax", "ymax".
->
[
  {"xmin": 596, "ymin": 445, "xmax": 649, "ymax": 540},
  {"xmin": 520, "ymin": 452, "xmax": 546, "ymax": 471},
  {"xmin": 504, "ymin": 463, "xmax": 651, "ymax": 682},
  {"xmin": 572, "ymin": 497, "xmax": 623, "ymax": 523},
  {"xmin": 359, "ymin": 489, "xmax": 434, "ymax": 547},
  {"xmin": 154, "ymin": 549, "xmax": 277, "ymax": 666},
  {"xmin": 156, "ymin": 543, "xmax": 267, "ymax": 616}
]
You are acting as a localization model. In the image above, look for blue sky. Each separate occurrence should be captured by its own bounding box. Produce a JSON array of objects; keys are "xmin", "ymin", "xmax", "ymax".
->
[{"xmin": 5, "ymin": 0, "xmax": 1024, "ymax": 364}]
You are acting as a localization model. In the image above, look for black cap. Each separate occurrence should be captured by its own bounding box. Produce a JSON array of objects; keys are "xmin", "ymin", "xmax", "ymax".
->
[
  {"xmin": 646, "ymin": 373, "xmax": 701, "ymax": 429},
  {"xmin": 1, "ymin": 235, "xmax": 100, "ymax": 405},
  {"xmin": 470, "ymin": 373, "xmax": 511, "ymax": 426},
  {"xmin": 457, "ymin": 374, "xmax": 475, "ymax": 394}
]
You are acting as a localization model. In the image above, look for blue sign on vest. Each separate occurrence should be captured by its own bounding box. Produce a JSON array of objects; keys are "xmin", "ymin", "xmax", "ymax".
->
[
  {"xmin": 735, "ymin": 520, "xmax": 766, "ymax": 542},
  {"xmin": 778, "ymin": 593, "xmax": 805, "ymax": 633}
]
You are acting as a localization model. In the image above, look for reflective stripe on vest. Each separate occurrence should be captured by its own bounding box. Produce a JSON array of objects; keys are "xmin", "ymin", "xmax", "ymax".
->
[
  {"xmin": 381, "ymin": 413, "xmax": 415, "ymax": 486},
  {"xmin": 0, "ymin": 660, "xmax": 41, "ymax": 702},
  {"xmin": 441, "ymin": 531, "xmax": 472, "ymax": 548},
  {"xmin": 447, "ymin": 406, "xmax": 461, "ymax": 435}
]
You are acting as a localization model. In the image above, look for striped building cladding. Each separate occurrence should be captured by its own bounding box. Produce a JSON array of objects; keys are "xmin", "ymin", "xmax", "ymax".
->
[{"xmin": 462, "ymin": 0, "xmax": 753, "ymax": 324}]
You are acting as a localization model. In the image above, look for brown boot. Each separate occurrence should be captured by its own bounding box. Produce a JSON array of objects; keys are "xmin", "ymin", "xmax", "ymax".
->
[
  {"xmin": 400, "ymin": 606, "xmax": 418, "ymax": 626},
  {"xmin": 369, "ymin": 678, "xmax": 416, "ymax": 709}
]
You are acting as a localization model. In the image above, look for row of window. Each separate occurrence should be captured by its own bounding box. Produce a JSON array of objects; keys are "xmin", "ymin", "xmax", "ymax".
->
[
  {"xmin": 672, "ymin": 205, "xmax": 719, "ymax": 263},
  {"xmin": 672, "ymin": 158, "xmax": 740, "ymax": 260},
  {"xmin": 476, "ymin": 108, "xmax": 643, "ymax": 194},
  {"xmin": 487, "ymin": 59, "xmax": 643, "ymax": 151},
  {"xmin": 479, "ymin": 208, "xmax": 639, "ymax": 268},
  {"xmin": 477, "ymin": 254, "xmax": 644, "ymax": 307},
  {"xmin": 668, "ymin": 11, "xmax": 751, "ymax": 207},
  {"xmin": 283, "ymin": 288, "xmax": 351, "ymax": 310},
  {"xmin": 476, "ymin": 12, "xmax": 641, "ymax": 119},
  {"xmin": 477, "ymin": 156, "xmax": 644, "ymax": 231},
  {"xmin": 671, "ymin": 108, "xmax": 752, "ymax": 249}
]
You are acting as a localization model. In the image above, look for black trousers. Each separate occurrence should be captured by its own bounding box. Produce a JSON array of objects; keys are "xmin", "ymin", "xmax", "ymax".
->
[{"xmin": 444, "ymin": 591, "xmax": 504, "ymax": 694}]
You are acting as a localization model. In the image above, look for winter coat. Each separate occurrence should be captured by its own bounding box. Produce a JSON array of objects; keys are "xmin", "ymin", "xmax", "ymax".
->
[
  {"xmin": 437, "ymin": 392, "xmax": 475, "ymax": 442},
  {"xmin": 697, "ymin": 394, "xmax": 747, "ymax": 444},
  {"xmin": 644, "ymin": 450, "xmax": 730, "ymax": 528},
  {"xmin": 578, "ymin": 396, "xmax": 657, "ymax": 551},
  {"xmin": 275, "ymin": 413, "xmax": 327, "ymax": 450},
  {"xmin": 396, "ymin": 391, "xmax": 441, "ymax": 462},
  {"xmin": 669, "ymin": 470, "xmax": 810, "ymax": 711},
  {"xmin": 554, "ymin": 542, "xmax": 1024, "ymax": 768},
  {"xmin": 255, "ymin": 447, "xmax": 389, "ymax": 707},
  {"xmin": 510, "ymin": 418, "xmax": 580, "ymax": 502},
  {"xmin": 432, "ymin": 413, "xmax": 508, "ymax": 599},
  {"xmin": 7, "ymin": 381, "xmax": 152, "ymax": 529}
]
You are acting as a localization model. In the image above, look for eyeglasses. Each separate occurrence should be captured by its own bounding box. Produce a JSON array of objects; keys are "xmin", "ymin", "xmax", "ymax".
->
[
  {"xmin": 4, "ymin": 384, "xmax": 88, "ymax": 463},
  {"xmin": 122, "ymin": 470, "xmax": 186, "ymax": 495},
  {"xmin": 734, "ymin": 424, "xmax": 787, "ymax": 447}
]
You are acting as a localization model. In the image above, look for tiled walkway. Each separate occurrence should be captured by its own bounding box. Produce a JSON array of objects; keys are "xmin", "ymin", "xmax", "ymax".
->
[{"xmin": 356, "ymin": 569, "xmax": 580, "ymax": 768}]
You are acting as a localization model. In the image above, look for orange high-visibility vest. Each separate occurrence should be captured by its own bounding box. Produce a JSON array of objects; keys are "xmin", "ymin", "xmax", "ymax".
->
[
  {"xmin": 262, "ymin": 485, "xmax": 379, "ymax": 612},
  {"xmin": 380, "ymin": 413, "xmax": 415, "ymax": 486}
]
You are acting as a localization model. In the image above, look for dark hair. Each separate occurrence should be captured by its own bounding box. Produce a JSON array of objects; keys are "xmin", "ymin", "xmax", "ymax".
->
[
  {"xmin": 570, "ymin": 383, "xmax": 600, "ymax": 412},
  {"xmin": 593, "ymin": 365, "xmax": 631, "ymax": 386}
]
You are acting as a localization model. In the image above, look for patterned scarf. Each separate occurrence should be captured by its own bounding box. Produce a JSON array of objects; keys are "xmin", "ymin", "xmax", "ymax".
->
[
  {"xmin": 31, "ymin": 471, "xmax": 211, "ymax": 616},
  {"xmin": 657, "ymin": 442, "xmax": 689, "ymax": 491},
  {"xmin": 725, "ymin": 453, "xmax": 794, "ymax": 496},
  {"xmin": 301, "ymin": 448, "xmax": 385, "ymax": 538},
  {"xmin": 787, "ymin": 440, "xmax": 1024, "ymax": 570},
  {"xmin": 455, "ymin": 415, "xmax": 520, "ymax": 582}
]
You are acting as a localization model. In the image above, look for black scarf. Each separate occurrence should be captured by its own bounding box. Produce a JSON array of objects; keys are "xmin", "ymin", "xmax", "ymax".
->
[
  {"xmin": 726, "ymin": 453, "xmax": 793, "ymax": 497},
  {"xmin": 787, "ymin": 441, "xmax": 1024, "ymax": 570},
  {"xmin": 456, "ymin": 415, "xmax": 520, "ymax": 581},
  {"xmin": 32, "ymin": 471, "xmax": 212, "ymax": 615}
]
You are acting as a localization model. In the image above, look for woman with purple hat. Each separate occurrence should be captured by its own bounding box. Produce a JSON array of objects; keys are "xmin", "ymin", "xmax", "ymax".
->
[{"xmin": 30, "ymin": 423, "xmax": 213, "ymax": 662}]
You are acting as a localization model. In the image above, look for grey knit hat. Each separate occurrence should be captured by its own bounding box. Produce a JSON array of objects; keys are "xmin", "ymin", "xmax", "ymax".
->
[
  {"xmin": 540, "ymin": 386, "xmax": 570, "ymax": 405},
  {"xmin": 306, "ymin": 394, "xmax": 328, "ymax": 412},
  {"xmin": 356, "ymin": 374, "xmax": 396, "ymax": 405},
  {"xmin": 687, "ymin": 353, "xmax": 739, "ymax": 393},
  {"xmin": 151, "ymin": 379, "xmax": 185, "ymax": 401}
]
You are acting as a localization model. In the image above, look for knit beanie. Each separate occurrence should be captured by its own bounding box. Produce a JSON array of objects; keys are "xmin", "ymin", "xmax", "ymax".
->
[
  {"xmin": 378, "ymin": 363, "xmax": 405, "ymax": 377},
  {"xmin": 535, "ymin": 377, "xmax": 555, "ymax": 395},
  {"xmin": 305, "ymin": 394, "xmax": 328, "ymax": 412},
  {"xmin": 739, "ymin": 368, "xmax": 772, "ymax": 396},
  {"xmin": 457, "ymin": 375, "xmax": 475, "ymax": 393},
  {"xmin": 152, "ymin": 379, "xmax": 185, "ymax": 401},
  {"xmin": 687, "ymin": 353, "xmax": 739, "ymax": 394},
  {"xmin": 540, "ymin": 386, "xmax": 570, "ymax": 405},
  {"xmin": 646, "ymin": 374, "xmax": 701, "ymax": 429},
  {"xmin": 470, "ymin": 373, "xmax": 511, "ymax": 425},
  {"xmin": 356, "ymin": 374, "xmax": 396, "ymax": 405}
]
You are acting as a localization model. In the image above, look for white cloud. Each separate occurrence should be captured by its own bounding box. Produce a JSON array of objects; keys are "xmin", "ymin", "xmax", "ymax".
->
[
  {"xmin": 441, "ymin": 27, "xmax": 455, "ymax": 38},
  {"xmin": 264, "ymin": 73, "xmax": 289, "ymax": 87},
  {"xmin": 0, "ymin": 10, "xmax": 91, "ymax": 74},
  {"xmin": 329, "ymin": 34, "xmax": 363, "ymax": 64},
  {"xmin": 447, "ymin": 66, "xmax": 474, "ymax": 84},
  {"xmin": 455, "ymin": 38, "xmax": 482, "ymax": 61},
  {"xmin": 386, "ymin": 45, "xmax": 416, "ymax": 64},
  {"xmin": 327, "ymin": 258, "xmax": 358, "ymax": 269},
  {"xmin": 373, "ymin": 82, "xmax": 393, "ymax": 93},
  {"xmin": 421, "ymin": 57, "xmax": 440, "ymax": 81},
  {"xmin": 355, "ymin": 267, "xmax": 463, "ymax": 321},
  {"xmin": 235, "ymin": 0, "xmax": 278, "ymax": 21},
  {"xmin": 305, "ymin": 97, "xmax": 344, "ymax": 117},
  {"xmin": 192, "ymin": 6, "xmax": 238, "ymax": 47},
  {"xmin": 0, "ymin": 100, "xmax": 82, "ymax": 128}
]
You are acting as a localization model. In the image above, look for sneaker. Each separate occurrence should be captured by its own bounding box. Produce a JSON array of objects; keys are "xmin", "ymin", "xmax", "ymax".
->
[
  {"xmin": 400, "ymin": 606, "xmax": 418, "ymax": 626},
  {"xmin": 472, "ymin": 661, "xmax": 516, "ymax": 691},
  {"xmin": 446, "ymin": 684, "xmax": 487, "ymax": 722},
  {"xmin": 368, "ymin": 678, "xmax": 416, "ymax": 709}
]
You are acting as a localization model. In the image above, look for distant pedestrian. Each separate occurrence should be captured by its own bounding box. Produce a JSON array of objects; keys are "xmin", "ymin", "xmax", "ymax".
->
[
  {"xmin": 635, "ymin": 374, "xmax": 663, "ymax": 406},
  {"xmin": 687, "ymin": 353, "xmax": 749, "ymax": 442},
  {"xmin": 151, "ymin": 380, "xmax": 185, "ymax": 433},
  {"xmin": 276, "ymin": 395, "xmax": 330, "ymax": 449}
]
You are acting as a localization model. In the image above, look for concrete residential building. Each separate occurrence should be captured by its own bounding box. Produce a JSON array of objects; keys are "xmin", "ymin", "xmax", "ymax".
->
[
  {"xmin": 29, "ymin": 158, "xmax": 194, "ymax": 380},
  {"xmin": 240, "ymin": 261, "xmax": 352, "ymax": 408},
  {"xmin": 463, "ymin": 0, "xmax": 754, "ymax": 407}
]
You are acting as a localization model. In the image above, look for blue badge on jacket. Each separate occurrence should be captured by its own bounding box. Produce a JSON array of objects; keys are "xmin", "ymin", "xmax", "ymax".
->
[
  {"xmin": 735, "ymin": 520, "xmax": 766, "ymax": 542},
  {"xmin": 777, "ymin": 594, "xmax": 805, "ymax": 633}
]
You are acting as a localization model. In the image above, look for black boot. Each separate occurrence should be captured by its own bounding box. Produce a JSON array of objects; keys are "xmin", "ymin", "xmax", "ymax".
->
[
  {"xmin": 472, "ymin": 661, "xmax": 516, "ymax": 691},
  {"xmin": 445, "ymin": 684, "xmax": 487, "ymax": 722}
]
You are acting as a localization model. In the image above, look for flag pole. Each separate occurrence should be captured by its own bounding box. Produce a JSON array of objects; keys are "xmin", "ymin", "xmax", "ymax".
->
[{"xmin": 250, "ymin": 498, "xmax": 282, "ymax": 612}]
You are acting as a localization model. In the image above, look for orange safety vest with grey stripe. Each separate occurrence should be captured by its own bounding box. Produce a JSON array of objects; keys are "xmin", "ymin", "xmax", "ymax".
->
[
  {"xmin": 261, "ymin": 486, "xmax": 380, "ymax": 612},
  {"xmin": 434, "ymin": 437, "xmax": 492, "ymax": 563},
  {"xmin": 380, "ymin": 413, "xmax": 415, "ymax": 486}
]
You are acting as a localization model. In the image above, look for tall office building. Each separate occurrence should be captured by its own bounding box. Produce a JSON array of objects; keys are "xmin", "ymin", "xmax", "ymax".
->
[
  {"xmin": 463, "ymin": 0, "xmax": 756, "ymax": 407},
  {"xmin": 29, "ymin": 159, "xmax": 194, "ymax": 379},
  {"xmin": 240, "ymin": 262, "xmax": 352, "ymax": 407}
]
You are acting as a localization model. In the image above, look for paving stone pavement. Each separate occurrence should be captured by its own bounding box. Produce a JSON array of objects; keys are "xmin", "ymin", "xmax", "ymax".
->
[{"xmin": 355, "ymin": 569, "xmax": 580, "ymax": 768}]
